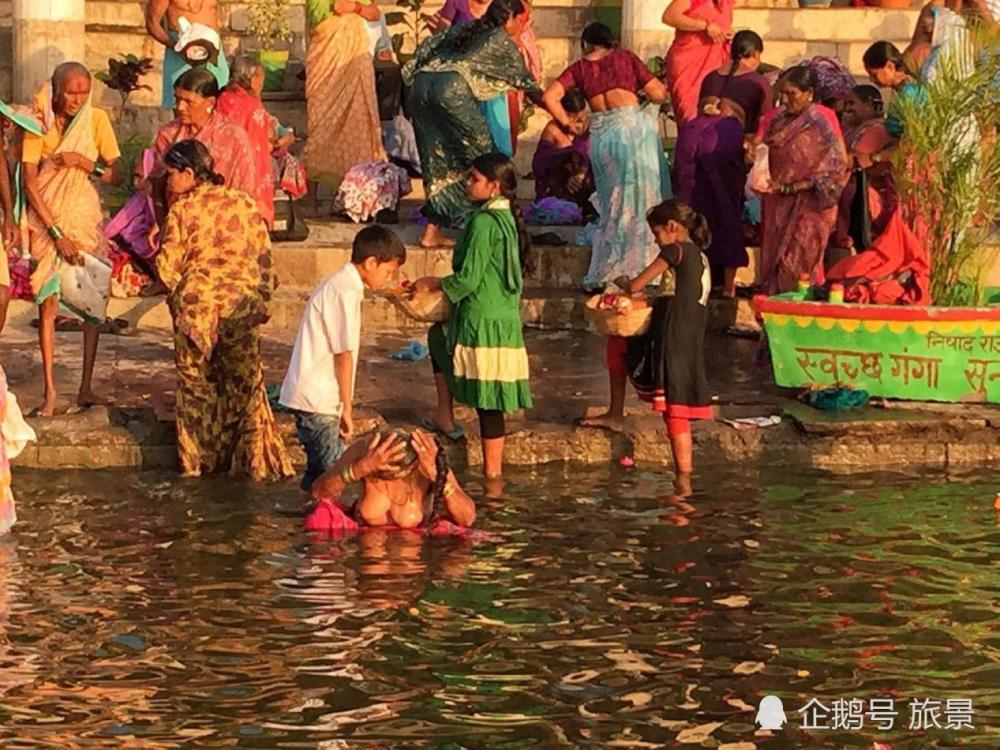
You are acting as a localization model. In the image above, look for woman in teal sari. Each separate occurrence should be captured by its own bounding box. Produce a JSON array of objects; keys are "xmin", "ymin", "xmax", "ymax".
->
[{"xmin": 402, "ymin": 0, "xmax": 539, "ymax": 248}]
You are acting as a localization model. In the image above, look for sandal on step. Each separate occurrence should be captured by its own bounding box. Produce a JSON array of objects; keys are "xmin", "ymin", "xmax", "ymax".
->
[{"xmin": 419, "ymin": 418, "xmax": 465, "ymax": 441}]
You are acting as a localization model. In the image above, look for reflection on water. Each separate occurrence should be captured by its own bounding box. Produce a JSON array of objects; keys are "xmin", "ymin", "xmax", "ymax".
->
[{"xmin": 0, "ymin": 466, "xmax": 998, "ymax": 748}]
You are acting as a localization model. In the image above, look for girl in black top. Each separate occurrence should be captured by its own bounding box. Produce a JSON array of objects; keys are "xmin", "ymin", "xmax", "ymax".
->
[{"xmin": 581, "ymin": 199, "xmax": 713, "ymax": 491}]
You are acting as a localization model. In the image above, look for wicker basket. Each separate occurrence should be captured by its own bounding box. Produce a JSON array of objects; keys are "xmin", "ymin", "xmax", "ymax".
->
[
  {"xmin": 584, "ymin": 295, "xmax": 652, "ymax": 337},
  {"xmin": 387, "ymin": 290, "xmax": 452, "ymax": 323}
]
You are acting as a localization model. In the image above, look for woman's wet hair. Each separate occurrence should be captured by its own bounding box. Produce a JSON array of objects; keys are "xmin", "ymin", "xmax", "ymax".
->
[
  {"xmin": 163, "ymin": 139, "xmax": 225, "ymax": 186},
  {"xmin": 581, "ymin": 22, "xmax": 617, "ymax": 50},
  {"xmin": 862, "ymin": 41, "xmax": 906, "ymax": 72},
  {"xmin": 174, "ymin": 67, "xmax": 220, "ymax": 98},
  {"xmin": 441, "ymin": 0, "xmax": 526, "ymax": 55},
  {"xmin": 852, "ymin": 84, "xmax": 884, "ymax": 114},
  {"xmin": 228, "ymin": 55, "xmax": 264, "ymax": 93},
  {"xmin": 471, "ymin": 152, "xmax": 534, "ymax": 276},
  {"xmin": 561, "ymin": 89, "xmax": 588, "ymax": 114},
  {"xmin": 646, "ymin": 199, "xmax": 712, "ymax": 251},
  {"xmin": 782, "ymin": 65, "xmax": 817, "ymax": 95}
]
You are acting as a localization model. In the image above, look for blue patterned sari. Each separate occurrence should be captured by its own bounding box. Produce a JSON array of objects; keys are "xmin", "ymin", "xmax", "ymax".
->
[{"xmin": 582, "ymin": 105, "xmax": 671, "ymax": 289}]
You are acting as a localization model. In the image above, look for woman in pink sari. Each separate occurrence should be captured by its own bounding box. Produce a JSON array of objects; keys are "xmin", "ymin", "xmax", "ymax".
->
[
  {"xmin": 215, "ymin": 56, "xmax": 278, "ymax": 226},
  {"xmin": 153, "ymin": 68, "xmax": 258, "ymax": 224},
  {"xmin": 662, "ymin": 0, "xmax": 734, "ymax": 128},
  {"xmin": 758, "ymin": 66, "xmax": 849, "ymax": 294}
]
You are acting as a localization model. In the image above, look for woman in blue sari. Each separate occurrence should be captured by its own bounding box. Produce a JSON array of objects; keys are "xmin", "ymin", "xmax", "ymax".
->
[{"xmin": 543, "ymin": 23, "xmax": 671, "ymax": 291}]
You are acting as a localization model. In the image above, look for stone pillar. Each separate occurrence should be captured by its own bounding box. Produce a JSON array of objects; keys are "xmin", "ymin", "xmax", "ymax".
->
[
  {"xmin": 622, "ymin": 0, "xmax": 676, "ymax": 62},
  {"xmin": 12, "ymin": 0, "xmax": 87, "ymax": 102}
]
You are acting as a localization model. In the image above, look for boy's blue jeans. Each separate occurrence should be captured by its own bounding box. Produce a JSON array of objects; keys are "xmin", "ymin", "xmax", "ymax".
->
[{"xmin": 291, "ymin": 411, "xmax": 345, "ymax": 491}]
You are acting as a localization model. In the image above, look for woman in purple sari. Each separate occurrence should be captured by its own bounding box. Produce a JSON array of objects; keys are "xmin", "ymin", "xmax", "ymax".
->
[
  {"xmin": 674, "ymin": 31, "xmax": 771, "ymax": 297},
  {"xmin": 531, "ymin": 89, "xmax": 593, "ymax": 214},
  {"xmin": 758, "ymin": 66, "xmax": 849, "ymax": 294}
]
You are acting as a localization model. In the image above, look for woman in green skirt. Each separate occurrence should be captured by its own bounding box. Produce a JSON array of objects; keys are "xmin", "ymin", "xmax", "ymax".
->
[{"xmin": 411, "ymin": 153, "xmax": 532, "ymax": 486}]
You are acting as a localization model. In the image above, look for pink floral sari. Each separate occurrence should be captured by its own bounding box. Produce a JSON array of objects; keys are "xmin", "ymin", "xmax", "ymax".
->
[
  {"xmin": 760, "ymin": 104, "xmax": 849, "ymax": 293},
  {"xmin": 154, "ymin": 113, "xmax": 259, "ymax": 214},
  {"xmin": 216, "ymin": 87, "xmax": 276, "ymax": 226}
]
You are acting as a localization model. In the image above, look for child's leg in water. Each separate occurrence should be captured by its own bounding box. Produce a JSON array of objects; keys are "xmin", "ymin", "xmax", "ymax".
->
[
  {"xmin": 665, "ymin": 414, "xmax": 694, "ymax": 476},
  {"xmin": 579, "ymin": 336, "xmax": 626, "ymax": 432}
]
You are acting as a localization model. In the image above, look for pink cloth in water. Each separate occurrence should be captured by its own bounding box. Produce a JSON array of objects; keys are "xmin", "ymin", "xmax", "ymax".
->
[{"xmin": 305, "ymin": 498, "xmax": 489, "ymax": 541}]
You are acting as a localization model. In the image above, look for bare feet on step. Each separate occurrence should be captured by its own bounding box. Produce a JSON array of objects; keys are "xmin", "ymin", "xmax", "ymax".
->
[{"xmin": 576, "ymin": 412, "xmax": 625, "ymax": 433}]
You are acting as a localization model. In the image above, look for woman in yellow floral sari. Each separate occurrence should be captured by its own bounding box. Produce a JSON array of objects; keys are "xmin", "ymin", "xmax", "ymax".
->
[
  {"xmin": 156, "ymin": 140, "xmax": 292, "ymax": 481},
  {"xmin": 23, "ymin": 62, "xmax": 121, "ymax": 416}
]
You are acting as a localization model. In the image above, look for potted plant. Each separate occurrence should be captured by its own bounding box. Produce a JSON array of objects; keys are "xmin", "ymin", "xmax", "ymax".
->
[
  {"xmin": 96, "ymin": 54, "xmax": 154, "ymax": 124},
  {"xmin": 247, "ymin": 0, "xmax": 294, "ymax": 92},
  {"xmin": 386, "ymin": 0, "xmax": 432, "ymax": 64},
  {"xmin": 753, "ymin": 26, "xmax": 1000, "ymax": 403}
]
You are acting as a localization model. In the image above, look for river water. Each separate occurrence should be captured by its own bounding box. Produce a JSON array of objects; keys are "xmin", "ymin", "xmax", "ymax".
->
[{"xmin": 0, "ymin": 466, "xmax": 998, "ymax": 749}]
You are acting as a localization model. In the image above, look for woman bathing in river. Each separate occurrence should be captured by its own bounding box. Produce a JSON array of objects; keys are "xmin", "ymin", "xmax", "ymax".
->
[{"xmin": 308, "ymin": 429, "xmax": 476, "ymax": 531}]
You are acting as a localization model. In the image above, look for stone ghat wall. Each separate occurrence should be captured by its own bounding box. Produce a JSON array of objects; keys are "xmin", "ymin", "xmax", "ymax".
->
[{"xmin": 0, "ymin": 0, "xmax": 917, "ymax": 107}]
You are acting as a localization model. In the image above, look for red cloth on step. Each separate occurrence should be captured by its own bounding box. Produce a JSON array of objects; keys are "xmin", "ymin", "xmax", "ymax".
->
[{"xmin": 825, "ymin": 209, "xmax": 931, "ymax": 305}]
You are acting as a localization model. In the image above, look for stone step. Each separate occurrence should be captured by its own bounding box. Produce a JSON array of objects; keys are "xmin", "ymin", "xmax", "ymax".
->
[
  {"xmin": 274, "ymin": 220, "xmax": 762, "ymax": 291},
  {"xmin": 6, "ymin": 288, "xmax": 759, "ymax": 337}
]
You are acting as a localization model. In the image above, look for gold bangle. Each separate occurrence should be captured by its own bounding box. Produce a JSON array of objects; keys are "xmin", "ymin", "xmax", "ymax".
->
[
  {"xmin": 443, "ymin": 482, "xmax": 456, "ymax": 498},
  {"xmin": 340, "ymin": 465, "xmax": 356, "ymax": 484}
]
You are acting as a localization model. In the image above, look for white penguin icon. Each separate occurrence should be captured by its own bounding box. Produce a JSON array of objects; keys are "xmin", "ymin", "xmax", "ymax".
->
[{"xmin": 755, "ymin": 695, "xmax": 787, "ymax": 730}]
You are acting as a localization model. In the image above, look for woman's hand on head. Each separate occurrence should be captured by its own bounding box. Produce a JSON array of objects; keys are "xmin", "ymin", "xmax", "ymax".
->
[
  {"xmin": 354, "ymin": 432, "xmax": 409, "ymax": 479},
  {"xmin": 411, "ymin": 429, "xmax": 440, "ymax": 482}
]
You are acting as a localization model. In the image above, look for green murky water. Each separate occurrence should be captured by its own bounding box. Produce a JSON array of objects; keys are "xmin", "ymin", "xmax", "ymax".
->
[{"xmin": 0, "ymin": 466, "xmax": 998, "ymax": 748}]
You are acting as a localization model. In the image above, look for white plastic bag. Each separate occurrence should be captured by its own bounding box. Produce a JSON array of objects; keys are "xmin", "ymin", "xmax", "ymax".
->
[
  {"xmin": 58, "ymin": 251, "xmax": 111, "ymax": 324},
  {"xmin": 746, "ymin": 143, "xmax": 772, "ymax": 197}
]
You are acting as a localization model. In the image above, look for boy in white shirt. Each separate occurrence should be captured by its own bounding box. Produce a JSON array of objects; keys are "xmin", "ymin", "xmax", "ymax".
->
[{"xmin": 279, "ymin": 226, "xmax": 406, "ymax": 490}]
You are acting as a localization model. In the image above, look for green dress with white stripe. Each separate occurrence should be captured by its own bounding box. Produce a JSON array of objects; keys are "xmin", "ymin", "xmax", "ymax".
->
[{"xmin": 428, "ymin": 197, "xmax": 532, "ymax": 412}]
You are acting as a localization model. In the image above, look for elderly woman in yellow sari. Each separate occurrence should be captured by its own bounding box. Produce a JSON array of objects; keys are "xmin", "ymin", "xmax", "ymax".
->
[
  {"xmin": 23, "ymin": 62, "xmax": 121, "ymax": 417},
  {"xmin": 156, "ymin": 140, "xmax": 292, "ymax": 481},
  {"xmin": 304, "ymin": 0, "xmax": 387, "ymax": 192}
]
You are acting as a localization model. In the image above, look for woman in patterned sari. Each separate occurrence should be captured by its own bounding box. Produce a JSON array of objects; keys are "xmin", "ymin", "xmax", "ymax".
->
[
  {"xmin": 153, "ymin": 68, "xmax": 258, "ymax": 223},
  {"xmin": 403, "ymin": 0, "xmax": 539, "ymax": 248},
  {"xmin": 23, "ymin": 63, "xmax": 121, "ymax": 416},
  {"xmin": 156, "ymin": 140, "xmax": 292, "ymax": 481},
  {"xmin": 304, "ymin": 0, "xmax": 387, "ymax": 192},
  {"xmin": 758, "ymin": 66, "xmax": 849, "ymax": 294}
]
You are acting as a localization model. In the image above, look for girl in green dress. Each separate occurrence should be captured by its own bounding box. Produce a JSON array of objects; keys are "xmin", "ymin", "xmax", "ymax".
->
[{"xmin": 412, "ymin": 153, "xmax": 533, "ymax": 486}]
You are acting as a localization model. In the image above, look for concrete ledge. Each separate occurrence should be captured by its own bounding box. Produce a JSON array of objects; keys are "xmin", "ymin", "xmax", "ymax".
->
[{"xmin": 15, "ymin": 401, "xmax": 1000, "ymax": 473}]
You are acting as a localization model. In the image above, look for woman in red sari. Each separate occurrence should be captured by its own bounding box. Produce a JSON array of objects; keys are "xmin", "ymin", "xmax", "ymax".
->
[
  {"xmin": 662, "ymin": 0, "xmax": 734, "ymax": 128},
  {"xmin": 835, "ymin": 84, "xmax": 897, "ymax": 250},
  {"xmin": 758, "ymin": 66, "xmax": 848, "ymax": 294},
  {"xmin": 215, "ymin": 55, "xmax": 280, "ymax": 227}
]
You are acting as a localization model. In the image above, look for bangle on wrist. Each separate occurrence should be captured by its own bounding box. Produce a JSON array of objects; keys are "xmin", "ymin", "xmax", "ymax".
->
[
  {"xmin": 340, "ymin": 464, "xmax": 356, "ymax": 484},
  {"xmin": 443, "ymin": 481, "xmax": 456, "ymax": 498},
  {"xmin": 93, "ymin": 163, "xmax": 106, "ymax": 178},
  {"xmin": 48, "ymin": 225, "xmax": 64, "ymax": 240}
]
